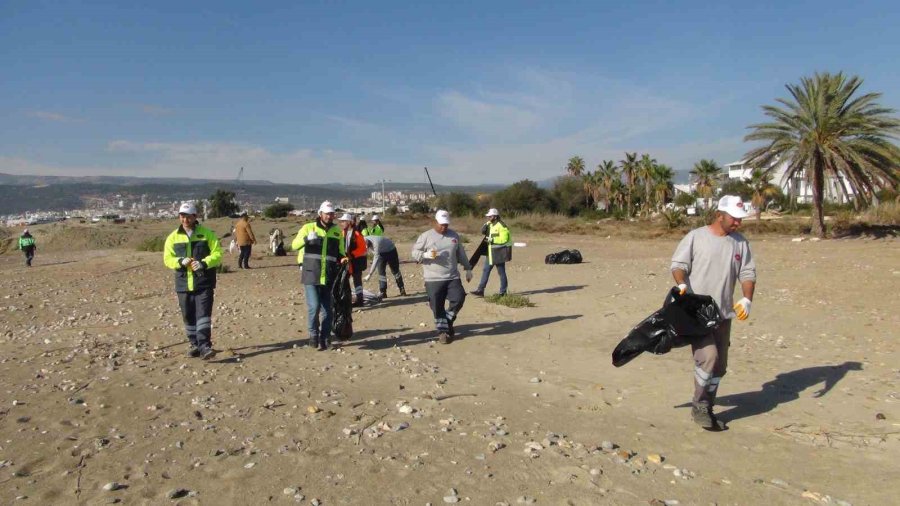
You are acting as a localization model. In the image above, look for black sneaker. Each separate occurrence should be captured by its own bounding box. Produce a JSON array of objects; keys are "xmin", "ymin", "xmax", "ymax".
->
[
  {"xmin": 691, "ymin": 404, "xmax": 726, "ymax": 431},
  {"xmin": 186, "ymin": 346, "xmax": 201, "ymax": 358},
  {"xmin": 437, "ymin": 332, "xmax": 452, "ymax": 344},
  {"xmin": 470, "ymin": 290, "xmax": 484, "ymax": 297},
  {"xmin": 379, "ymin": 291, "xmax": 387, "ymax": 299},
  {"xmin": 317, "ymin": 342, "xmax": 328, "ymax": 351},
  {"xmin": 399, "ymin": 288, "xmax": 407, "ymax": 296},
  {"xmin": 199, "ymin": 346, "xmax": 217, "ymax": 360}
]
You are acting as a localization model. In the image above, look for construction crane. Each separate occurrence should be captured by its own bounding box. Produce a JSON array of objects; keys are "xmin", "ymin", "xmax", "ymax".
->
[
  {"xmin": 424, "ymin": 167, "xmax": 437, "ymax": 196},
  {"xmin": 236, "ymin": 167, "xmax": 244, "ymax": 184}
]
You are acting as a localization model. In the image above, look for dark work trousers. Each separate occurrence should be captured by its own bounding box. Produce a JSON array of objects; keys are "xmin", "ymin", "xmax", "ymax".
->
[
  {"xmin": 691, "ymin": 319, "xmax": 732, "ymax": 406},
  {"xmin": 23, "ymin": 247, "xmax": 35, "ymax": 267},
  {"xmin": 177, "ymin": 288, "xmax": 215, "ymax": 349},
  {"xmin": 350, "ymin": 257, "xmax": 366, "ymax": 301},
  {"xmin": 424, "ymin": 278, "xmax": 466, "ymax": 334},
  {"xmin": 377, "ymin": 249, "xmax": 405, "ymax": 295},
  {"xmin": 238, "ymin": 245, "xmax": 252, "ymax": 268}
]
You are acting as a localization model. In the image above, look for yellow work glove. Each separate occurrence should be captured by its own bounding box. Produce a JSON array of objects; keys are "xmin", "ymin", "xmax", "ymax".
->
[{"xmin": 733, "ymin": 297, "xmax": 752, "ymax": 321}]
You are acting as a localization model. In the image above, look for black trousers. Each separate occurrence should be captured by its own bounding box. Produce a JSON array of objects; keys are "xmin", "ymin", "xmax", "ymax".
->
[
  {"xmin": 177, "ymin": 288, "xmax": 215, "ymax": 348},
  {"xmin": 238, "ymin": 245, "xmax": 252, "ymax": 268},
  {"xmin": 377, "ymin": 249, "xmax": 405, "ymax": 294},
  {"xmin": 424, "ymin": 278, "xmax": 465, "ymax": 334},
  {"xmin": 23, "ymin": 247, "xmax": 35, "ymax": 267}
]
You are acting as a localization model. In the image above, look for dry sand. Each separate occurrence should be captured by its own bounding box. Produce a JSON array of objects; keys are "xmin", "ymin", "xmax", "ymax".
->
[{"xmin": 0, "ymin": 220, "xmax": 898, "ymax": 505}]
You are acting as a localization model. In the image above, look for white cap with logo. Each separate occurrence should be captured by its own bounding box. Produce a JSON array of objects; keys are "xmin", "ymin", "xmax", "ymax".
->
[
  {"xmin": 717, "ymin": 195, "xmax": 750, "ymax": 219},
  {"xmin": 485, "ymin": 208, "xmax": 500, "ymax": 217},
  {"xmin": 435, "ymin": 209, "xmax": 451, "ymax": 225},
  {"xmin": 338, "ymin": 213, "xmax": 353, "ymax": 221},
  {"xmin": 318, "ymin": 201, "xmax": 335, "ymax": 214},
  {"xmin": 371, "ymin": 214, "xmax": 380, "ymax": 221},
  {"xmin": 178, "ymin": 202, "xmax": 198, "ymax": 215}
]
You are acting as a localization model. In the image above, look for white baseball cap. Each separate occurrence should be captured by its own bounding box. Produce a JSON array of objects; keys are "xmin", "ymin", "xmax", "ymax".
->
[
  {"xmin": 435, "ymin": 209, "xmax": 450, "ymax": 225},
  {"xmin": 178, "ymin": 202, "xmax": 197, "ymax": 215},
  {"xmin": 717, "ymin": 195, "xmax": 750, "ymax": 219},
  {"xmin": 318, "ymin": 201, "xmax": 335, "ymax": 214},
  {"xmin": 485, "ymin": 208, "xmax": 500, "ymax": 217},
  {"xmin": 371, "ymin": 214, "xmax": 381, "ymax": 221},
  {"xmin": 338, "ymin": 213, "xmax": 353, "ymax": 221}
]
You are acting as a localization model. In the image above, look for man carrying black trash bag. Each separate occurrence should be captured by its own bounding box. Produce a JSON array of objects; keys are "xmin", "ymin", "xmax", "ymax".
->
[{"xmin": 670, "ymin": 195, "xmax": 757, "ymax": 430}]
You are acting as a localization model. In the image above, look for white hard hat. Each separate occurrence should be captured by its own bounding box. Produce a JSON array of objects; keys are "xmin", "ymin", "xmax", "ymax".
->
[
  {"xmin": 435, "ymin": 209, "xmax": 450, "ymax": 225},
  {"xmin": 485, "ymin": 208, "xmax": 500, "ymax": 217},
  {"xmin": 23, "ymin": 228, "xmax": 29, "ymax": 234},
  {"xmin": 318, "ymin": 201, "xmax": 335, "ymax": 214},
  {"xmin": 717, "ymin": 195, "xmax": 750, "ymax": 219},
  {"xmin": 178, "ymin": 202, "xmax": 198, "ymax": 215},
  {"xmin": 371, "ymin": 214, "xmax": 381, "ymax": 221},
  {"xmin": 338, "ymin": 213, "xmax": 353, "ymax": 221}
]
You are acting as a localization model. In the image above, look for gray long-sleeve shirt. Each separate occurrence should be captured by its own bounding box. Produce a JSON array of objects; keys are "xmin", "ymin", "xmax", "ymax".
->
[
  {"xmin": 411, "ymin": 228, "xmax": 472, "ymax": 282},
  {"xmin": 365, "ymin": 235, "xmax": 396, "ymax": 277},
  {"xmin": 670, "ymin": 226, "xmax": 756, "ymax": 319}
]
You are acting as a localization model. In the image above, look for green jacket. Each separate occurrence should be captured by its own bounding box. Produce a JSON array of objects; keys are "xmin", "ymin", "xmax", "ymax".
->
[
  {"xmin": 163, "ymin": 223, "xmax": 223, "ymax": 292},
  {"xmin": 486, "ymin": 220, "xmax": 511, "ymax": 265},
  {"xmin": 291, "ymin": 220, "xmax": 346, "ymax": 286},
  {"xmin": 362, "ymin": 223, "xmax": 384, "ymax": 237},
  {"xmin": 18, "ymin": 235, "xmax": 36, "ymax": 250}
]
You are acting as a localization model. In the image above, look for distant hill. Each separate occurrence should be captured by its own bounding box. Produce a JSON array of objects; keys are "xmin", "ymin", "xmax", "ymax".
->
[{"xmin": 0, "ymin": 173, "xmax": 507, "ymax": 215}]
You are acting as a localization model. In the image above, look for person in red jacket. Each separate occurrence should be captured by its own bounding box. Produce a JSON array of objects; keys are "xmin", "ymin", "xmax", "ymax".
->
[{"xmin": 339, "ymin": 213, "xmax": 368, "ymax": 306}]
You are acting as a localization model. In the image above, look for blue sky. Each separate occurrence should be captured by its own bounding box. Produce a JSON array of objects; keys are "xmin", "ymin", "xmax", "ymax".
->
[{"xmin": 2, "ymin": 0, "xmax": 899, "ymax": 185}]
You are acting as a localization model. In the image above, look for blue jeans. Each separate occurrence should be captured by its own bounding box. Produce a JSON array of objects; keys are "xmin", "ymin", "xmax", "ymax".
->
[
  {"xmin": 477, "ymin": 262, "xmax": 507, "ymax": 295},
  {"xmin": 304, "ymin": 284, "xmax": 333, "ymax": 344}
]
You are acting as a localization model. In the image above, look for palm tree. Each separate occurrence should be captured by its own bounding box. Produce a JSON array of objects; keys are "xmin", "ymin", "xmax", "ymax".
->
[
  {"xmin": 637, "ymin": 153, "xmax": 658, "ymax": 215},
  {"xmin": 748, "ymin": 169, "xmax": 780, "ymax": 220},
  {"xmin": 652, "ymin": 164, "xmax": 675, "ymax": 212},
  {"xmin": 596, "ymin": 160, "xmax": 620, "ymax": 211},
  {"xmin": 566, "ymin": 156, "xmax": 586, "ymax": 177},
  {"xmin": 690, "ymin": 159, "xmax": 723, "ymax": 209},
  {"xmin": 745, "ymin": 72, "xmax": 900, "ymax": 237},
  {"xmin": 619, "ymin": 152, "xmax": 638, "ymax": 216}
]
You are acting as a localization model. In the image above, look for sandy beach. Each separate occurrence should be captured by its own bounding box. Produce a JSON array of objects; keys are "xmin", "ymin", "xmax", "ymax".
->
[{"xmin": 1, "ymin": 221, "xmax": 898, "ymax": 505}]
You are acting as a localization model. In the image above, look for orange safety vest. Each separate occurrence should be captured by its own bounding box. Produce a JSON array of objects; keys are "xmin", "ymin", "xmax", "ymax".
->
[{"xmin": 344, "ymin": 229, "xmax": 367, "ymax": 274}]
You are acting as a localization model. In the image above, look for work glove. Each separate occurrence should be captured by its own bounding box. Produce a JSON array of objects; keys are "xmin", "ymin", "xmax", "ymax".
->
[
  {"xmin": 306, "ymin": 231, "xmax": 317, "ymax": 242},
  {"xmin": 733, "ymin": 297, "xmax": 752, "ymax": 321},
  {"xmin": 428, "ymin": 248, "xmax": 438, "ymax": 260},
  {"xmin": 180, "ymin": 257, "xmax": 192, "ymax": 267},
  {"xmin": 465, "ymin": 270, "xmax": 473, "ymax": 283},
  {"xmin": 340, "ymin": 256, "xmax": 349, "ymax": 265},
  {"xmin": 364, "ymin": 273, "xmax": 372, "ymax": 282},
  {"xmin": 190, "ymin": 260, "xmax": 203, "ymax": 272},
  {"xmin": 676, "ymin": 283, "xmax": 688, "ymax": 295}
]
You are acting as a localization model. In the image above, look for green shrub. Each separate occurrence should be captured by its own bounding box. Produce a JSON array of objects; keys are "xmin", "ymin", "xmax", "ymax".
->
[
  {"xmin": 264, "ymin": 202, "xmax": 295, "ymax": 219},
  {"xmin": 485, "ymin": 293, "xmax": 535, "ymax": 308},
  {"xmin": 136, "ymin": 236, "xmax": 166, "ymax": 252}
]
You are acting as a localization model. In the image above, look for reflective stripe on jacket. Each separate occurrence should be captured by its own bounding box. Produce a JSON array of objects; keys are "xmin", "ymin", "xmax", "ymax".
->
[
  {"xmin": 487, "ymin": 220, "xmax": 512, "ymax": 265},
  {"xmin": 291, "ymin": 220, "xmax": 345, "ymax": 285},
  {"xmin": 163, "ymin": 224, "xmax": 223, "ymax": 292}
]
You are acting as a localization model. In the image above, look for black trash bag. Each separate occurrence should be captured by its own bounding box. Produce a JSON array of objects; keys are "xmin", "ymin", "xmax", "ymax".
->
[
  {"xmin": 468, "ymin": 238, "xmax": 488, "ymax": 268},
  {"xmin": 274, "ymin": 241, "xmax": 286, "ymax": 256},
  {"xmin": 331, "ymin": 264, "xmax": 354, "ymax": 340},
  {"xmin": 612, "ymin": 287, "xmax": 723, "ymax": 367},
  {"xmin": 545, "ymin": 249, "xmax": 583, "ymax": 264}
]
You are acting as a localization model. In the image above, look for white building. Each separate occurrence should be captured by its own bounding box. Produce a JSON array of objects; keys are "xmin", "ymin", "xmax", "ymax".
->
[{"xmin": 725, "ymin": 159, "xmax": 855, "ymax": 204}]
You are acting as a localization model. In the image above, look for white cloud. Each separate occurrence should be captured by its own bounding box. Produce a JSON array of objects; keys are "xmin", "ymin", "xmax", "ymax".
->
[{"xmin": 27, "ymin": 110, "xmax": 81, "ymax": 123}]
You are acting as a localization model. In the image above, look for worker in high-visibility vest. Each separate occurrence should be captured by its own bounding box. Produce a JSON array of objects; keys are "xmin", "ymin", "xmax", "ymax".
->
[
  {"xmin": 471, "ymin": 208, "xmax": 511, "ymax": 297},
  {"xmin": 18, "ymin": 229, "xmax": 36, "ymax": 267},
  {"xmin": 363, "ymin": 214, "xmax": 385, "ymax": 236},
  {"xmin": 291, "ymin": 201, "xmax": 347, "ymax": 350},
  {"xmin": 162, "ymin": 202, "xmax": 223, "ymax": 360}
]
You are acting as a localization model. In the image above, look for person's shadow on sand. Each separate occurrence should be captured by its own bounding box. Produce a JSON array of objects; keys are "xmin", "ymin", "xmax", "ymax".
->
[{"xmin": 710, "ymin": 361, "xmax": 863, "ymax": 423}]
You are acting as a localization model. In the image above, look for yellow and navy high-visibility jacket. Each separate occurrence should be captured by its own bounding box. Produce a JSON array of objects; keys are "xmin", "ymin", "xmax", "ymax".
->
[
  {"xmin": 163, "ymin": 224, "xmax": 223, "ymax": 292},
  {"xmin": 18, "ymin": 235, "xmax": 36, "ymax": 250},
  {"xmin": 362, "ymin": 223, "xmax": 384, "ymax": 237},
  {"xmin": 486, "ymin": 220, "xmax": 512, "ymax": 265},
  {"xmin": 291, "ymin": 219, "xmax": 346, "ymax": 286}
]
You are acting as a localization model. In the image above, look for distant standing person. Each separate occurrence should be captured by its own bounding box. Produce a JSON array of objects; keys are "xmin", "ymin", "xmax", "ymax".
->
[
  {"xmin": 364, "ymin": 235, "xmax": 407, "ymax": 298},
  {"xmin": 670, "ymin": 195, "xmax": 756, "ymax": 430},
  {"xmin": 363, "ymin": 214, "xmax": 385, "ymax": 236},
  {"xmin": 338, "ymin": 213, "xmax": 368, "ymax": 306},
  {"xmin": 18, "ymin": 228, "xmax": 36, "ymax": 267},
  {"xmin": 411, "ymin": 210, "xmax": 473, "ymax": 344},
  {"xmin": 292, "ymin": 201, "xmax": 347, "ymax": 350},
  {"xmin": 471, "ymin": 208, "xmax": 511, "ymax": 297},
  {"xmin": 234, "ymin": 212, "xmax": 256, "ymax": 269},
  {"xmin": 163, "ymin": 202, "xmax": 223, "ymax": 359}
]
